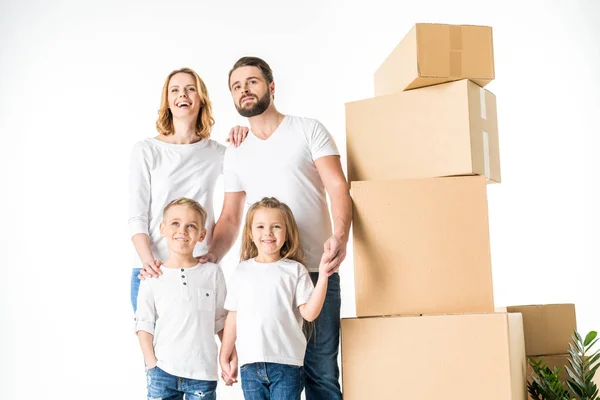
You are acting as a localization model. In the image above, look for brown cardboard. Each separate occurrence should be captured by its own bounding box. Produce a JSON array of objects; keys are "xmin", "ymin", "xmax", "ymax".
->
[
  {"xmin": 499, "ymin": 304, "xmax": 577, "ymax": 356},
  {"xmin": 374, "ymin": 23, "xmax": 495, "ymax": 94},
  {"xmin": 341, "ymin": 312, "xmax": 526, "ymax": 400},
  {"xmin": 346, "ymin": 79, "xmax": 500, "ymax": 183},
  {"xmin": 352, "ymin": 176, "xmax": 494, "ymax": 317}
]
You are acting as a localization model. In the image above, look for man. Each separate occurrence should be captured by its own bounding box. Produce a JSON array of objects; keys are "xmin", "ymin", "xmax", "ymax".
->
[{"xmin": 205, "ymin": 56, "xmax": 351, "ymax": 400}]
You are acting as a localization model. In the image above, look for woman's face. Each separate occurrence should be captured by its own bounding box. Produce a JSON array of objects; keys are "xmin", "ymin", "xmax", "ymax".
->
[{"xmin": 167, "ymin": 72, "xmax": 201, "ymax": 120}]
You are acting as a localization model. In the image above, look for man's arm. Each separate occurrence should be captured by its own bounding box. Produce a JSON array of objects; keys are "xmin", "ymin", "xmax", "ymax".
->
[
  {"xmin": 198, "ymin": 191, "xmax": 246, "ymax": 264},
  {"xmin": 315, "ymin": 155, "xmax": 352, "ymax": 273}
]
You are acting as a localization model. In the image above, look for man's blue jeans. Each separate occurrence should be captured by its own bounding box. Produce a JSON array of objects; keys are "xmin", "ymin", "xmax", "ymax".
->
[
  {"xmin": 304, "ymin": 272, "xmax": 342, "ymax": 400},
  {"xmin": 240, "ymin": 362, "xmax": 304, "ymax": 400},
  {"xmin": 146, "ymin": 366, "xmax": 217, "ymax": 400}
]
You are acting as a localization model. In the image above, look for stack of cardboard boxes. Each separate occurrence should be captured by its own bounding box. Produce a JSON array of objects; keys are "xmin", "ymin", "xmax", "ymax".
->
[{"xmin": 341, "ymin": 23, "xmax": 527, "ymax": 399}]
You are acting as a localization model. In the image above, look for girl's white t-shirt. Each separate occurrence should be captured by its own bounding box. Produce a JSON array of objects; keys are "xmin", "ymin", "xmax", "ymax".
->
[
  {"xmin": 128, "ymin": 138, "xmax": 225, "ymax": 269},
  {"xmin": 224, "ymin": 258, "xmax": 314, "ymax": 367}
]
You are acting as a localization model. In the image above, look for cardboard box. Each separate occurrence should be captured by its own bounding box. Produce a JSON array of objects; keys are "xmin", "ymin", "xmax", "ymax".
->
[
  {"xmin": 341, "ymin": 312, "xmax": 526, "ymax": 400},
  {"xmin": 352, "ymin": 176, "xmax": 494, "ymax": 317},
  {"xmin": 374, "ymin": 23, "xmax": 494, "ymax": 94},
  {"xmin": 497, "ymin": 304, "xmax": 577, "ymax": 356},
  {"xmin": 346, "ymin": 79, "xmax": 500, "ymax": 183}
]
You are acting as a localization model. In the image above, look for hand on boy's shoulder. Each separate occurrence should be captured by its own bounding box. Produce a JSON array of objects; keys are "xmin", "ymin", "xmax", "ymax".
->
[{"xmin": 197, "ymin": 252, "xmax": 217, "ymax": 264}]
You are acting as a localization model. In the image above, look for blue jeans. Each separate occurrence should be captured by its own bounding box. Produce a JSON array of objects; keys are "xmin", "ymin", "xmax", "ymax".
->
[
  {"xmin": 304, "ymin": 272, "xmax": 342, "ymax": 400},
  {"xmin": 146, "ymin": 366, "xmax": 217, "ymax": 400},
  {"xmin": 131, "ymin": 268, "xmax": 141, "ymax": 312},
  {"xmin": 240, "ymin": 362, "xmax": 304, "ymax": 400}
]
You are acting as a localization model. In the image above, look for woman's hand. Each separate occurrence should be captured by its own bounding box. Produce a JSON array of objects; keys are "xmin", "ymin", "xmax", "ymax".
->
[
  {"xmin": 138, "ymin": 259, "xmax": 162, "ymax": 279},
  {"xmin": 226, "ymin": 125, "xmax": 249, "ymax": 147}
]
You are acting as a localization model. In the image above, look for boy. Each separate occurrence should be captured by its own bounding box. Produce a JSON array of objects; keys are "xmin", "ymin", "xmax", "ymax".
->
[{"xmin": 135, "ymin": 197, "xmax": 236, "ymax": 400}]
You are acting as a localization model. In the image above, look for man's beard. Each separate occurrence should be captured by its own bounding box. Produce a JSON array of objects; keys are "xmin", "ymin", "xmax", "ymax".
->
[{"xmin": 236, "ymin": 91, "xmax": 271, "ymax": 117}]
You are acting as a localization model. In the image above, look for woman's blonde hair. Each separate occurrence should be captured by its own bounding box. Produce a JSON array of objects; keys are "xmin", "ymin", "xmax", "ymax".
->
[
  {"xmin": 240, "ymin": 197, "xmax": 304, "ymax": 264},
  {"xmin": 156, "ymin": 68, "xmax": 215, "ymax": 139}
]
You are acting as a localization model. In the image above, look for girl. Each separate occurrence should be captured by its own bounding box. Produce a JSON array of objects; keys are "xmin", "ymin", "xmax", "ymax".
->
[
  {"xmin": 219, "ymin": 197, "xmax": 333, "ymax": 400},
  {"xmin": 129, "ymin": 67, "xmax": 247, "ymax": 311}
]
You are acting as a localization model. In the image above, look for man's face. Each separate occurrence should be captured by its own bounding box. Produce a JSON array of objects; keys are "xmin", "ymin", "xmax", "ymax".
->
[{"xmin": 229, "ymin": 66, "xmax": 272, "ymax": 117}]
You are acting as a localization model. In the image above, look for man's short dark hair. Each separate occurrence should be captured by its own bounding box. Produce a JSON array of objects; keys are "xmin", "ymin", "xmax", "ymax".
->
[{"xmin": 228, "ymin": 56, "xmax": 274, "ymax": 88}]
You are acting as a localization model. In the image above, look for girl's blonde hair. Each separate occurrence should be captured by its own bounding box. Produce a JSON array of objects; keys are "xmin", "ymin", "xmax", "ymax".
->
[
  {"xmin": 156, "ymin": 68, "xmax": 215, "ymax": 139},
  {"xmin": 240, "ymin": 197, "xmax": 304, "ymax": 264}
]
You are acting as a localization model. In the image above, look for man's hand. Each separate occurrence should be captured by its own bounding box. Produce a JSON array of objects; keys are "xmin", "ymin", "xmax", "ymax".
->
[
  {"xmin": 226, "ymin": 125, "xmax": 249, "ymax": 148},
  {"xmin": 197, "ymin": 252, "xmax": 218, "ymax": 264},
  {"xmin": 322, "ymin": 235, "xmax": 347, "ymax": 274},
  {"xmin": 138, "ymin": 260, "xmax": 162, "ymax": 280}
]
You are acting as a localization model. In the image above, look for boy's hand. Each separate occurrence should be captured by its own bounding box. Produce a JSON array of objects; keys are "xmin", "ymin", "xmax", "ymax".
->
[
  {"xmin": 318, "ymin": 251, "xmax": 335, "ymax": 277},
  {"xmin": 145, "ymin": 356, "xmax": 158, "ymax": 369},
  {"xmin": 138, "ymin": 260, "xmax": 162, "ymax": 280}
]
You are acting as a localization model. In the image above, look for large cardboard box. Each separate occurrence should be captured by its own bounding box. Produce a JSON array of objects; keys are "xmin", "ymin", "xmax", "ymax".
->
[
  {"xmin": 341, "ymin": 312, "xmax": 526, "ymax": 400},
  {"xmin": 352, "ymin": 176, "xmax": 494, "ymax": 317},
  {"xmin": 374, "ymin": 23, "xmax": 494, "ymax": 94},
  {"xmin": 498, "ymin": 304, "xmax": 577, "ymax": 356},
  {"xmin": 346, "ymin": 79, "xmax": 500, "ymax": 183}
]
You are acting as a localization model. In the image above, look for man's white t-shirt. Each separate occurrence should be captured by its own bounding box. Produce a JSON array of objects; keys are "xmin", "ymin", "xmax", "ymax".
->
[
  {"xmin": 128, "ymin": 138, "xmax": 225, "ymax": 270},
  {"xmin": 224, "ymin": 258, "xmax": 314, "ymax": 367},
  {"xmin": 223, "ymin": 115, "xmax": 340, "ymax": 272},
  {"xmin": 135, "ymin": 263, "xmax": 227, "ymax": 380}
]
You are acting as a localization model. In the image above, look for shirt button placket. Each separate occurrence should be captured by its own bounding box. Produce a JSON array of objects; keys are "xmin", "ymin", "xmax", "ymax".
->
[{"xmin": 180, "ymin": 268, "xmax": 190, "ymax": 300}]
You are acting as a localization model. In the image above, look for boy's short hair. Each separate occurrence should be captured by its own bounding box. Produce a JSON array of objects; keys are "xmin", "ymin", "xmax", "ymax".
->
[{"xmin": 163, "ymin": 197, "xmax": 208, "ymax": 228}]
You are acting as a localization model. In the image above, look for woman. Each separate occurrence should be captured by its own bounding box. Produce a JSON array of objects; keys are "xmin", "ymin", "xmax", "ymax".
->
[{"xmin": 129, "ymin": 67, "xmax": 247, "ymax": 311}]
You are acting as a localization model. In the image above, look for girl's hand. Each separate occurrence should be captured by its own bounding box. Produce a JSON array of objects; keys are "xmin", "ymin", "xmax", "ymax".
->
[
  {"xmin": 138, "ymin": 260, "xmax": 162, "ymax": 280},
  {"xmin": 226, "ymin": 125, "xmax": 249, "ymax": 147},
  {"xmin": 318, "ymin": 251, "xmax": 335, "ymax": 277},
  {"xmin": 219, "ymin": 352, "xmax": 238, "ymax": 386}
]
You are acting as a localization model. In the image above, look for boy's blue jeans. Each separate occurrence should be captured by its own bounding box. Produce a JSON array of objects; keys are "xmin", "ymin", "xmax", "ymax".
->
[
  {"xmin": 304, "ymin": 272, "xmax": 342, "ymax": 400},
  {"xmin": 146, "ymin": 366, "xmax": 217, "ymax": 400},
  {"xmin": 240, "ymin": 362, "xmax": 304, "ymax": 400}
]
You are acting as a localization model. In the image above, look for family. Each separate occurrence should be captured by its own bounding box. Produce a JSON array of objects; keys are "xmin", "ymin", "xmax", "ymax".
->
[{"xmin": 129, "ymin": 57, "xmax": 352, "ymax": 400}]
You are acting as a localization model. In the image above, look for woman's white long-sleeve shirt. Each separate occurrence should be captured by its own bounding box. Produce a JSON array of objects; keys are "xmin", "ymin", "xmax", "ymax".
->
[{"xmin": 128, "ymin": 138, "xmax": 225, "ymax": 269}]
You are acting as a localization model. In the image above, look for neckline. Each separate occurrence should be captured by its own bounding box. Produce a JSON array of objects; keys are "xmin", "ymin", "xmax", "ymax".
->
[
  {"xmin": 150, "ymin": 137, "xmax": 209, "ymax": 149},
  {"xmin": 249, "ymin": 115, "xmax": 288, "ymax": 142}
]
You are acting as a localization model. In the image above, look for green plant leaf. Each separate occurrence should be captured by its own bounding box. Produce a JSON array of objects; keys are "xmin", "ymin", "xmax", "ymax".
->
[{"xmin": 584, "ymin": 331, "xmax": 598, "ymax": 347}]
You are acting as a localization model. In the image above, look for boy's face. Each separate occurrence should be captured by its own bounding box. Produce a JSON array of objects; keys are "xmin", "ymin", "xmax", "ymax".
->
[{"xmin": 160, "ymin": 205, "xmax": 206, "ymax": 255}]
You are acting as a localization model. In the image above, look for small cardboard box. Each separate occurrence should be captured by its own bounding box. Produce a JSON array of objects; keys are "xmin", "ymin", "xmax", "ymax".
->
[
  {"xmin": 497, "ymin": 304, "xmax": 577, "ymax": 356},
  {"xmin": 346, "ymin": 79, "xmax": 500, "ymax": 183},
  {"xmin": 374, "ymin": 23, "xmax": 494, "ymax": 94},
  {"xmin": 352, "ymin": 176, "xmax": 494, "ymax": 317},
  {"xmin": 341, "ymin": 312, "xmax": 526, "ymax": 400}
]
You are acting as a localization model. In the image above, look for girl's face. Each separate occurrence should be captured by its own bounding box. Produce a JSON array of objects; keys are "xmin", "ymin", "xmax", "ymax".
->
[
  {"xmin": 251, "ymin": 207, "xmax": 287, "ymax": 262},
  {"xmin": 167, "ymin": 72, "xmax": 201, "ymax": 120}
]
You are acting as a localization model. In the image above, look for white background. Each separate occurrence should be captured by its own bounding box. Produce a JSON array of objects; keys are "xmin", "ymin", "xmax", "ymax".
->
[{"xmin": 1, "ymin": 0, "xmax": 599, "ymax": 399}]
